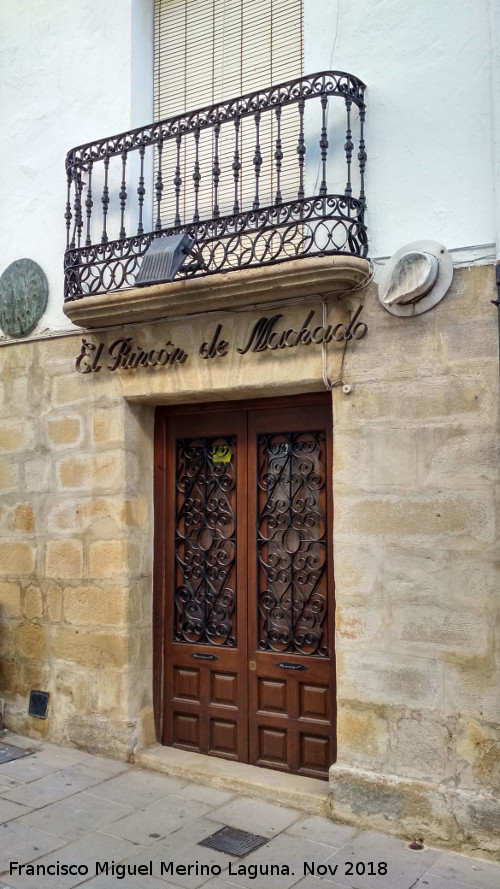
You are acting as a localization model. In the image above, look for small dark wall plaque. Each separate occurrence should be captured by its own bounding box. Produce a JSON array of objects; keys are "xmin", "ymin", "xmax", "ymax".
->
[
  {"xmin": 0, "ymin": 258, "xmax": 48, "ymax": 337},
  {"xmin": 28, "ymin": 690, "xmax": 49, "ymax": 719}
]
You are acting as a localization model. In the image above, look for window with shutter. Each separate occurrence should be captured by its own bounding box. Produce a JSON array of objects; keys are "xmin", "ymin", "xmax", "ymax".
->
[{"xmin": 153, "ymin": 0, "xmax": 303, "ymax": 226}]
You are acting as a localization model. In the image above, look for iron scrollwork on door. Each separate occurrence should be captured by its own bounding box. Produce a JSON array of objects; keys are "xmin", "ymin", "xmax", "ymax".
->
[
  {"xmin": 257, "ymin": 431, "xmax": 328, "ymax": 657},
  {"xmin": 174, "ymin": 436, "xmax": 236, "ymax": 646}
]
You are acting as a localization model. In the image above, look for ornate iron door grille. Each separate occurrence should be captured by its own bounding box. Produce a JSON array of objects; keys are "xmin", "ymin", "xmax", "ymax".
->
[
  {"xmin": 174, "ymin": 436, "xmax": 237, "ymax": 647},
  {"xmin": 256, "ymin": 431, "xmax": 328, "ymax": 657}
]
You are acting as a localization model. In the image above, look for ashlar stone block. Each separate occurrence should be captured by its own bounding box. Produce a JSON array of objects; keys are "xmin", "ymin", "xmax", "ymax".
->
[
  {"xmin": 23, "ymin": 585, "xmax": 43, "ymax": 620},
  {"xmin": 45, "ymin": 539, "xmax": 83, "ymax": 579},
  {"xmin": 0, "ymin": 542, "xmax": 36, "ymax": 575},
  {"xmin": 12, "ymin": 502, "xmax": 35, "ymax": 533},
  {"xmin": 444, "ymin": 664, "xmax": 500, "ymax": 723},
  {"xmin": 0, "ymin": 458, "xmax": 19, "ymax": 493},
  {"xmin": 336, "ymin": 489, "xmax": 495, "ymax": 548},
  {"xmin": 337, "ymin": 650, "xmax": 442, "ymax": 709},
  {"xmin": 0, "ymin": 581, "xmax": 21, "ymax": 617},
  {"xmin": 63, "ymin": 585, "xmax": 128, "ymax": 626},
  {"xmin": 17, "ymin": 621, "xmax": 46, "ymax": 659},
  {"xmin": 382, "ymin": 545, "xmax": 450, "ymax": 603},
  {"xmin": 88, "ymin": 540, "xmax": 139, "ymax": 578},
  {"xmin": 417, "ymin": 425, "xmax": 500, "ymax": 487},
  {"xmin": 333, "ymin": 541, "xmax": 382, "ymax": 600},
  {"xmin": 392, "ymin": 603, "xmax": 491, "ymax": 663},
  {"xmin": 52, "ymin": 627, "xmax": 129, "ymax": 669},
  {"xmin": 395, "ymin": 716, "xmax": 451, "ymax": 781},
  {"xmin": 46, "ymin": 416, "xmax": 82, "ymax": 446},
  {"xmin": 337, "ymin": 707, "xmax": 388, "ymax": 770},
  {"xmin": 455, "ymin": 719, "xmax": 500, "ymax": 797},
  {"xmin": 337, "ymin": 600, "xmax": 387, "ymax": 645},
  {"xmin": 0, "ymin": 418, "xmax": 32, "ymax": 452},
  {"xmin": 47, "ymin": 583, "xmax": 63, "ymax": 622}
]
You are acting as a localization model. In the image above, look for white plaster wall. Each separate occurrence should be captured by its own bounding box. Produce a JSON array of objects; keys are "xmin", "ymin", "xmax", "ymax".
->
[
  {"xmin": 304, "ymin": 0, "xmax": 496, "ymax": 262},
  {"xmin": 0, "ymin": 0, "xmax": 153, "ymax": 334}
]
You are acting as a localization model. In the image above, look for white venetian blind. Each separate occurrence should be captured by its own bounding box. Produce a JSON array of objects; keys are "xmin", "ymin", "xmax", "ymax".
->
[{"xmin": 153, "ymin": 0, "xmax": 303, "ymax": 224}]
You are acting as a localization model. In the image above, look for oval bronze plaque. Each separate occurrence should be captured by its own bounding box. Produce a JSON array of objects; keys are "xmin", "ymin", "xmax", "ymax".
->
[{"xmin": 0, "ymin": 258, "xmax": 48, "ymax": 337}]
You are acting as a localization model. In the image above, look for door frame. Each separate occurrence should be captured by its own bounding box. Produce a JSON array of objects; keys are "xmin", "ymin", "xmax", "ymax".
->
[{"xmin": 153, "ymin": 391, "xmax": 335, "ymax": 755}]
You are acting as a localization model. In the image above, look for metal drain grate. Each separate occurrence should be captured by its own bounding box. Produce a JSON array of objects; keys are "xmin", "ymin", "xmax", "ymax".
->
[
  {"xmin": 198, "ymin": 826, "xmax": 268, "ymax": 857},
  {"xmin": 0, "ymin": 742, "xmax": 31, "ymax": 765}
]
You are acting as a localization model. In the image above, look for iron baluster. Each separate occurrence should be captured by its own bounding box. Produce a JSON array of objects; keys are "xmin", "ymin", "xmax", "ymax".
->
[
  {"xmin": 253, "ymin": 110, "xmax": 262, "ymax": 211},
  {"xmin": 274, "ymin": 104, "xmax": 283, "ymax": 205},
  {"xmin": 319, "ymin": 92, "xmax": 328, "ymax": 197},
  {"xmin": 73, "ymin": 171, "xmax": 84, "ymax": 249},
  {"xmin": 119, "ymin": 151, "xmax": 127, "ymax": 239},
  {"xmin": 137, "ymin": 144, "xmax": 145, "ymax": 235},
  {"xmin": 232, "ymin": 115, "xmax": 241, "ymax": 215},
  {"xmin": 85, "ymin": 161, "xmax": 93, "ymax": 247},
  {"xmin": 192, "ymin": 125, "xmax": 201, "ymax": 224},
  {"xmin": 212, "ymin": 122, "xmax": 221, "ymax": 219},
  {"xmin": 101, "ymin": 156, "xmax": 110, "ymax": 244},
  {"xmin": 344, "ymin": 96, "xmax": 353, "ymax": 199},
  {"xmin": 155, "ymin": 140, "xmax": 164, "ymax": 232},
  {"xmin": 297, "ymin": 97, "xmax": 305, "ymax": 200},
  {"xmin": 65, "ymin": 170, "xmax": 72, "ymax": 249},
  {"xmin": 174, "ymin": 131, "xmax": 182, "ymax": 227},
  {"xmin": 358, "ymin": 105, "xmax": 367, "ymax": 208}
]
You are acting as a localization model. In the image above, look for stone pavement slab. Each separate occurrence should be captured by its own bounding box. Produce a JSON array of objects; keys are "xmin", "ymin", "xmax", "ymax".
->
[
  {"xmin": 1, "ymin": 763, "xmax": 119, "ymax": 810},
  {"xmin": 319, "ymin": 830, "xmax": 441, "ymax": 889},
  {"xmin": 0, "ymin": 820, "xmax": 66, "ymax": 873},
  {"xmin": 4, "ymin": 832, "xmax": 142, "ymax": 889},
  {"xmin": 103, "ymin": 794, "xmax": 212, "ymax": 846},
  {"xmin": 16, "ymin": 790, "xmax": 134, "ymax": 841},
  {"xmin": 0, "ymin": 799, "xmax": 31, "ymax": 823},
  {"xmin": 206, "ymin": 795, "xmax": 301, "ymax": 838},
  {"xmin": 219, "ymin": 832, "xmax": 340, "ymax": 889},
  {"xmin": 285, "ymin": 815, "xmax": 359, "ymax": 848},
  {"xmin": 419, "ymin": 853, "xmax": 500, "ymax": 889},
  {"xmin": 87, "ymin": 770, "xmax": 187, "ymax": 809}
]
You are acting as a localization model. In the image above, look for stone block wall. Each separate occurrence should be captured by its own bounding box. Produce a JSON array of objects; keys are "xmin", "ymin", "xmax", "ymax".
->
[
  {"xmin": 0, "ymin": 334, "xmax": 155, "ymax": 757},
  {"xmin": 329, "ymin": 265, "xmax": 500, "ymax": 856}
]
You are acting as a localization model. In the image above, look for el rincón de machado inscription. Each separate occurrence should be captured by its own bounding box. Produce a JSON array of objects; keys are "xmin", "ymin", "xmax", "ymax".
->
[{"xmin": 75, "ymin": 306, "xmax": 367, "ymax": 374}]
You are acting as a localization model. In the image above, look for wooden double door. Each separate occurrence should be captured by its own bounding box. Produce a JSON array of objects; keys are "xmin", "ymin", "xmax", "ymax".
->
[{"xmin": 154, "ymin": 395, "xmax": 335, "ymax": 779}]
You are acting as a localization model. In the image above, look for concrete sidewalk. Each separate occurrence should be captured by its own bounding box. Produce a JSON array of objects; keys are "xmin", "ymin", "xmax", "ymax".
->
[{"xmin": 0, "ymin": 732, "xmax": 498, "ymax": 889}]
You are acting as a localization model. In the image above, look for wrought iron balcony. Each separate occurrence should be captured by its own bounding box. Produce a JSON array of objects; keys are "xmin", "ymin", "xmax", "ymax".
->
[{"xmin": 64, "ymin": 71, "xmax": 367, "ymax": 302}]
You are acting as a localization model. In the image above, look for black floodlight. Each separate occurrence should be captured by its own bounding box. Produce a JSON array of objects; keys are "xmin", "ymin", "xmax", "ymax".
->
[{"xmin": 135, "ymin": 233, "xmax": 204, "ymax": 285}]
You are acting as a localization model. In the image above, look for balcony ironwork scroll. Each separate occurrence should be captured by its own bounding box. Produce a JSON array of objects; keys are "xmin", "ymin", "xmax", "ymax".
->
[{"xmin": 64, "ymin": 71, "xmax": 367, "ymax": 301}]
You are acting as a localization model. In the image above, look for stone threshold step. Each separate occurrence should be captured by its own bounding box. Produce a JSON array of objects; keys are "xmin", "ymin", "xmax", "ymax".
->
[{"xmin": 133, "ymin": 744, "xmax": 330, "ymax": 816}]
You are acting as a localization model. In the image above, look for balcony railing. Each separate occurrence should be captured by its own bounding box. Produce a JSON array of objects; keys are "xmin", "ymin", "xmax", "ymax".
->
[{"xmin": 64, "ymin": 71, "xmax": 367, "ymax": 301}]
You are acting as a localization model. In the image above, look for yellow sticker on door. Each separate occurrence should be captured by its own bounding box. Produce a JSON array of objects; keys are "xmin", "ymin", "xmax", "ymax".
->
[{"xmin": 210, "ymin": 445, "xmax": 232, "ymax": 463}]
